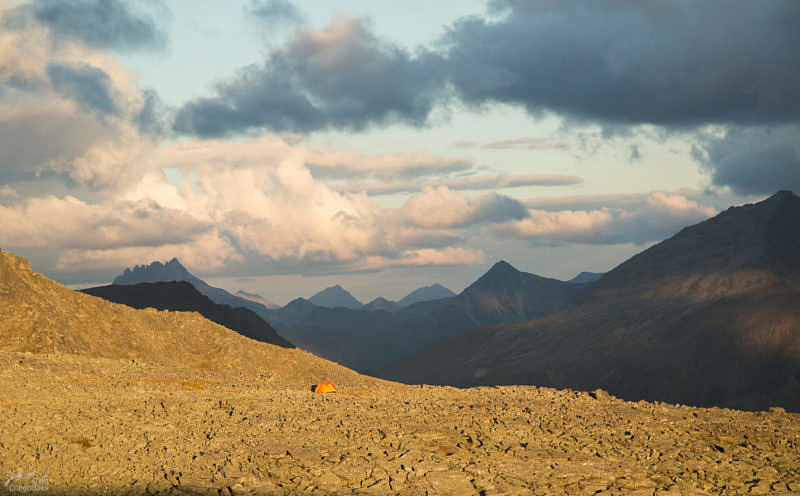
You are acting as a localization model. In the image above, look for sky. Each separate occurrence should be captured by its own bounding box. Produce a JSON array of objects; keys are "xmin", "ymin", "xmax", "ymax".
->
[{"xmin": 0, "ymin": 0, "xmax": 798, "ymax": 304}]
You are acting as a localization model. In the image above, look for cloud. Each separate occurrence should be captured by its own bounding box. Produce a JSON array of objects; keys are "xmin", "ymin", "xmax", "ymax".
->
[
  {"xmin": 496, "ymin": 192, "xmax": 717, "ymax": 244},
  {"xmin": 306, "ymin": 150, "xmax": 472, "ymax": 181},
  {"xmin": 246, "ymin": 0, "xmax": 304, "ymax": 28},
  {"xmin": 0, "ymin": 4, "xmax": 166, "ymax": 189},
  {"xmin": 304, "ymin": 147, "xmax": 582, "ymax": 195},
  {"xmin": 0, "ymin": 195, "xmax": 209, "ymax": 250},
  {"xmin": 481, "ymin": 137, "xmax": 571, "ymax": 150},
  {"xmin": 335, "ymin": 173, "xmax": 583, "ymax": 195},
  {"xmin": 132, "ymin": 138, "xmax": 491, "ymax": 268},
  {"xmin": 361, "ymin": 247, "xmax": 485, "ymax": 270},
  {"xmin": 402, "ymin": 186, "xmax": 528, "ymax": 228},
  {"xmin": 30, "ymin": 0, "xmax": 168, "ymax": 51},
  {"xmin": 446, "ymin": 0, "xmax": 800, "ymax": 127},
  {"xmin": 495, "ymin": 209, "xmax": 613, "ymax": 243},
  {"xmin": 441, "ymin": 174, "xmax": 582, "ymax": 189},
  {"xmin": 46, "ymin": 62, "xmax": 119, "ymax": 116},
  {"xmin": 174, "ymin": 1, "xmax": 799, "ymax": 137},
  {"xmin": 522, "ymin": 189, "xmax": 739, "ymax": 213},
  {"xmin": 695, "ymin": 125, "xmax": 800, "ymax": 195},
  {"xmin": 133, "ymin": 88, "xmax": 168, "ymax": 136},
  {"xmin": 173, "ymin": 15, "xmax": 445, "ymax": 136}
]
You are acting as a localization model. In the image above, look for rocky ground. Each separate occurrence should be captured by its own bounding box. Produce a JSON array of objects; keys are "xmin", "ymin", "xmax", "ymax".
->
[{"xmin": 1, "ymin": 351, "xmax": 798, "ymax": 495}]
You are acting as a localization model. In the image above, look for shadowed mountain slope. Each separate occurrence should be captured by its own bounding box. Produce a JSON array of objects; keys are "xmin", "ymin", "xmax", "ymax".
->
[
  {"xmin": 261, "ymin": 297, "xmax": 318, "ymax": 332},
  {"xmin": 456, "ymin": 260, "xmax": 590, "ymax": 325},
  {"xmin": 381, "ymin": 191, "xmax": 800, "ymax": 412},
  {"xmin": 0, "ymin": 249, "xmax": 364, "ymax": 384},
  {"xmin": 81, "ymin": 282, "xmax": 294, "ymax": 349},
  {"xmin": 569, "ymin": 271, "xmax": 604, "ymax": 284},
  {"xmin": 282, "ymin": 262, "xmax": 591, "ymax": 372}
]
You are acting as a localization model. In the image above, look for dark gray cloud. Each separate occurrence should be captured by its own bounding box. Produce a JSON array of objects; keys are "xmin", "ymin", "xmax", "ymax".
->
[
  {"xmin": 446, "ymin": 0, "xmax": 800, "ymax": 127},
  {"xmin": 46, "ymin": 62, "xmax": 119, "ymax": 116},
  {"xmin": 32, "ymin": 0, "xmax": 168, "ymax": 51},
  {"xmin": 306, "ymin": 158, "xmax": 472, "ymax": 182},
  {"xmin": 471, "ymin": 193, "xmax": 529, "ymax": 224},
  {"xmin": 247, "ymin": 0, "xmax": 304, "ymax": 28},
  {"xmin": 174, "ymin": 0, "xmax": 800, "ymax": 137},
  {"xmin": 696, "ymin": 126, "xmax": 800, "ymax": 195},
  {"xmin": 173, "ymin": 16, "xmax": 446, "ymax": 136},
  {"xmin": 134, "ymin": 88, "xmax": 168, "ymax": 136}
]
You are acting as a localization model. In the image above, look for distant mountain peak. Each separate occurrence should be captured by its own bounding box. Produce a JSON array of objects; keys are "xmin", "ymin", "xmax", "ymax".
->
[
  {"xmin": 484, "ymin": 260, "xmax": 520, "ymax": 278},
  {"xmin": 771, "ymin": 189, "xmax": 795, "ymax": 200},
  {"xmin": 309, "ymin": 285, "xmax": 362, "ymax": 309},
  {"xmin": 490, "ymin": 260, "xmax": 515, "ymax": 271},
  {"xmin": 397, "ymin": 283, "xmax": 456, "ymax": 307},
  {"xmin": 113, "ymin": 258, "xmax": 193, "ymax": 285},
  {"xmin": 111, "ymin": 259, "xmax": 277, "ymax": 318},
  {"xmin": 362, "ymin": 296, "xmax": 402, "ymax": 313},
  {"xmin": 578, "ymin": 190, "xmax": 800, "ymax": 302},
  {"xmin": 569, "ymin": 272, "xmax": 604, "ymax": 284},
  {"xmin": 473, "ymin": 261, "xmax": 523, "ymax": 286}
]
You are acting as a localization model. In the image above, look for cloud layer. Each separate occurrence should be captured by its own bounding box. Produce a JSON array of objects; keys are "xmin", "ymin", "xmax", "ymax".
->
[
  {"xmin": 496, "ymin": 192, "xmax": 717, "ymax": 244},
  {"xmin": 447, "ymin": 0, "xmax": 800, "ymax": 127},
  {"xmin": 31, "ymin": 0, "xmax": 168, "ymax": 51},
  {"xmin": 174, "ymin": 1, "xmax": 800, "ymax": 136},
  {"xmin": 167, "ymin": 0, "xmax": 800, "ymax": 198},
  {"xmin": 0, "ymin": 0, "xmax": 782, "ymax": 282},
  {"xmin": 174, "ymin": 16, "xmax": 444, "ymax": 136},
  {"xmin": 695, "ymin": 125, "xmax": 800, "ymax": 195}
]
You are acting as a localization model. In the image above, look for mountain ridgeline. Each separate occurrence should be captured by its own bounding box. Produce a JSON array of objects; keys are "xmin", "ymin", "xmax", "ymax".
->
[
  {"xmin": 0, "ymin": 249, "xmax": 361, "ymax": 384},
  {"xmin": 278, "ymin": 262, "xmax": 592, "ymax": 372},
  {"xmin": 381, "ymin": 191, "xmax": 800, "ymax": 412},
  {"xmin": 81, "ymin": 282, "xmax": 294, "ymax": 349},
  {"xmin": 113, "ymin": 258, "xmax": 276, "ymax": 320},
  {"xmin": 104, "ymin": 258, "xmax": 590, "ymax": 372}
]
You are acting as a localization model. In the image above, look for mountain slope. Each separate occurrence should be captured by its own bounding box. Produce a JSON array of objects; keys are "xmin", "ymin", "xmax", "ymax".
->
[
  {"xmin": 280, "ymin": 307, "xmax": 402, "ymax": 371},
  {"xmin": 569, "ymin": 271, "xmax": 604, "ymax": 284},
  {"xmin": 308, "ymin": 284, "xmax": 362, "ymax": 309},
  {"xmin": 82, "ymin": 282, "xmax": 294, "ymax": 348},
  {"xmin": 282, "ymin": 262, "xmax": 590, "ymax": 373},
  {"xmin": 261, "ymin": 297, "xmax": 318, "ymax": 331},
  {"xmin": 456, "ymin": 260, "xmax": 590, "ymax": 325},
  {"xmin": 0, "ymin": 249, "xmax": 365, "ymax": 385},
  {"xmin": 397, "ymin": 283, "xmax": 456, "ymax": 307},
  {"xmin": 381, "ymin": 191, "xmax": 800, "ymax": 411},
  {"xmin": 113, "ymin": 258, "xmax": 274, "ymax": 319}
]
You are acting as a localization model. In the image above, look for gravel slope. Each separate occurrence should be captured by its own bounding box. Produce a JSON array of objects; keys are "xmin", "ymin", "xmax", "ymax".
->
[{"xmin": 1, "ymin": 351, "xmax": 798, "ymax": 495}]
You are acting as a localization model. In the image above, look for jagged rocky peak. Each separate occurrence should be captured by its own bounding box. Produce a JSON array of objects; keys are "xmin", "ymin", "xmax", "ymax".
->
[{"xmin": 113, "ymin": 258, "xmax": 194, "ymax": 285}]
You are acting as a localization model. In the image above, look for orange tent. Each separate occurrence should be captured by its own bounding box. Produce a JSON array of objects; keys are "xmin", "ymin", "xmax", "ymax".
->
[{"xmin": 314, "ymin": 381, "xmax": 337, "ymax": 394}]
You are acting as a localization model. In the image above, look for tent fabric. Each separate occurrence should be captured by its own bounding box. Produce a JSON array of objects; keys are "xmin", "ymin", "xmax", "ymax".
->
[{"xmin": 314, "ymin": 381, "xmax": 337, "ymax": 394}]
